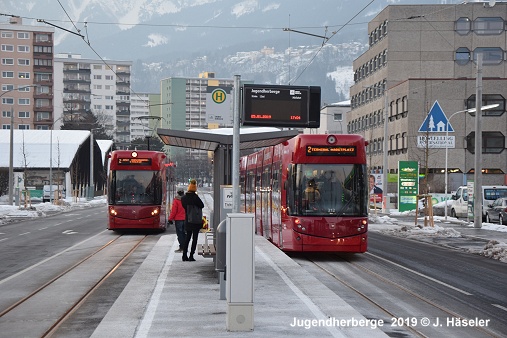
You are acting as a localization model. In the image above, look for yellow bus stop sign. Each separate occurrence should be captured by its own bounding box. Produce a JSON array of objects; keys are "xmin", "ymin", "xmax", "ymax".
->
[{"xmin": 212, "ymin": 88, "xmax": 227, "ymax": 104}]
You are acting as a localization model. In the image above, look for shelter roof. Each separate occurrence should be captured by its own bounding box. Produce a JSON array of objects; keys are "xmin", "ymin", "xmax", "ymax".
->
[
  {"xmin": 157, "ymin": 127, "xmax": 300, "ymax": 151},
  {"xmin": 96, "ymin": 139, "xmax": 114, "ymax": 165},
  {"xmin": 0, "ymin": 130, "xmax": 90, "ymax": 169}
]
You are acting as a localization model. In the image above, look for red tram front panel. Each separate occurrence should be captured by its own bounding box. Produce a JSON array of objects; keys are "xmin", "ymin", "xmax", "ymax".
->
[{"xmin": 107, "ymin": 150, "xmax": 167, "ymax": 231}]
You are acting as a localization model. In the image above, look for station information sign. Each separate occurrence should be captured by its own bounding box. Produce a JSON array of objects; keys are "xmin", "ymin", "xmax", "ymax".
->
[{"xmin": 242, "ymin": 84, "xmax": 320, "ymax": 128}]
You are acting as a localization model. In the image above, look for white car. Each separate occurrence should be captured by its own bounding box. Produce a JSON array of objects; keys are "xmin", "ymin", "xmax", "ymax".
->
[{"xmin": 43, "ymin": 185, "xmax": 66, "ymax": 202}]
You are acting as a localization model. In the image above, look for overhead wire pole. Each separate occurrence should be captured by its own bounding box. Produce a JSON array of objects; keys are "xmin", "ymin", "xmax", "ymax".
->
[
  {"xmin": 382, "ymin": 88, "xmax": 389, "ymax": 213},
  {"xmin": 444, "ymin": 103, "xmax": 498, "ymax": 221},
  {"xmin": 474, "ymin": 54, "xmax": 483, "ymax": 228},
  {"xmin": 232, "ymin": 75, "xmax": 241, "ymax": 213},
  {"xmin": 8, "ymin": 106, "xmax": 14, "ymax": 205}
]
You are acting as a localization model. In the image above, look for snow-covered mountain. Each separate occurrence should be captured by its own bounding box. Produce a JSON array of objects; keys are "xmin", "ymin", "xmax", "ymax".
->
[
  {"xmin": 2, "ymin": 0, "xmax": 451, "ymax": 102},
  {"xmin": 137, "ymin": 41, "xmax": 364, "ymax": 103},
  {"xmin": 4, "ymin": 0, "xmax": 448, "ymax": 59}
]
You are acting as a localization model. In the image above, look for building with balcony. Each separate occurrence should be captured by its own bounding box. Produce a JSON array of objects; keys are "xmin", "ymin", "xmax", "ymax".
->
[
  {"xmin": 54, "ymin": 53, "xmax": 132, "ymax": 147},
  {"xmin": 0, "ymin": 16, "xmax": 54, "ymax": 131},
  {"xmin": 349, "ymin": 3, "xmax": 507, "ymax": 193}
]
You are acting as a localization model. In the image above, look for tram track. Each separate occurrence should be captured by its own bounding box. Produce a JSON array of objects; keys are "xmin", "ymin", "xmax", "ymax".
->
[
  {"xmin": 0, "ymin": 234, "xmax": 147, "ymax": 337},
  {"xmin": 304, "ymin": 254, "xmax": 501, "ymax": 338}
]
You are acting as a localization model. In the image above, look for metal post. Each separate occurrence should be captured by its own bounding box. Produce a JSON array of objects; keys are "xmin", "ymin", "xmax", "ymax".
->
[
  {"xmin": 49, "ymin": 126, "xmax": 53, "ymax": 203},
  {"xmin": 445, "ymin": 110, "xmax": 467, "ymax": 221},
  {"xmin": 444, "ymin": 103, "xmax": 497, "ymax": 221},
  {"xmin": 382, "ymin": 89, "xmax": 388, "ymax": 212},
  {"xmin": 232, "ymin": 75, "xmax": 241, "ymax": 213},
  {"xmin": 8, "ymin": 107, "xmax": 14, "ymax": 205},
  {"xmin": 474, "ymin": 54, "xmax": 483, "ymax": 228},
  {"xmin": 89, "ymin": 131, "xmax": 94, "ymax": 200},
  {"xmin": 444, "ymin": 120, "xmax": 450, "ymax": 220}
]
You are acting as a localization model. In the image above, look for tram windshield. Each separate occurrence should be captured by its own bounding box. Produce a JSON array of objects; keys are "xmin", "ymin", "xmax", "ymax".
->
[
  {"xmin": 287, "ymin": 164, "xmax": 368, "ymax": 217},
  {"xmin": 109, "ymin": 170, "xmax": 163, "ymax": 205}
]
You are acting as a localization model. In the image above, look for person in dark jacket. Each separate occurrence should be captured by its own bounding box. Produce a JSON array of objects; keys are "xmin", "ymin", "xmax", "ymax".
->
[
  {"xmin": 180, "ymin": 179, "xmax": 204, "ymax": 261},
  {"xmin": 168, "ymin": 188, "xmax": 186, "ymax": 253}
]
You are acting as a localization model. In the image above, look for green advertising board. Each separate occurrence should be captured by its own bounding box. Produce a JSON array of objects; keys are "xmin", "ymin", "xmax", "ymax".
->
[{"xmin": 398, "ymin": 161, "xmax": 419, "ymax": 212}]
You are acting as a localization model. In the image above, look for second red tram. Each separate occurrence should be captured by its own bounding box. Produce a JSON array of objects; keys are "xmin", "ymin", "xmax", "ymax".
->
[
  {"xmin": 240, "ymin": 134, "xmax": 368, "ymax": 253},
  {"xmin": 107, "ymin": 150, "xmax": 167, "ymax": 231}
]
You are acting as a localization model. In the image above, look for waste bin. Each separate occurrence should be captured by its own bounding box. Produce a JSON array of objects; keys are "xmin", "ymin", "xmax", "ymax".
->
[{"xmin": 215, "ymin": 219, "xmax": 226, "ymax": 272}]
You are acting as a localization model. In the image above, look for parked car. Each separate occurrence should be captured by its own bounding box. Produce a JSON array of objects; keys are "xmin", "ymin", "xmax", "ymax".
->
[
  {"xmin": 450, "ymin": 185, "xmax": 507, "ymax": 220},
  {"xmin": 43, "ymin": 184, "xmax": 66, "ymax": 203},
  {"xmin": 485, "ymin": 197, "xmax": 507, "ymax": 225}
]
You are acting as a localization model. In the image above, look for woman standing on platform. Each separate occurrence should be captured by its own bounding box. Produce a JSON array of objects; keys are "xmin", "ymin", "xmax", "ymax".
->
[
  {"xmin": 168, "ymin": 188, "xmax": 186, "ymax": 253},
  {"xmin": 181, "ymin": 179, "xmax": 204, "ymax": 261}
]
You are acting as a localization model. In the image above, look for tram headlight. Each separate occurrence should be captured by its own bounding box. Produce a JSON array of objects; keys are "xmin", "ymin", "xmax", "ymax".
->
[
  {"xmin": 358, "ymin": 219, "xmax": 367, "ymax": 231},
  {"xmin": 109, "ymin": 207, "xmax": 117, "ymax": 216}
]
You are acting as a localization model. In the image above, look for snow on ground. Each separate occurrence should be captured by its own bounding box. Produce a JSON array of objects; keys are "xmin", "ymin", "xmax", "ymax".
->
[
  {"xmin": 368, "ymin": 211, "xmax": 507, "ymax": 263},
  {"xmin": 1, "ymin": 194, "xmax": 506, "ymax": 263},
  {"xmin": 0, "ymin": 196, "xmax": 107, "ymax": 225}
]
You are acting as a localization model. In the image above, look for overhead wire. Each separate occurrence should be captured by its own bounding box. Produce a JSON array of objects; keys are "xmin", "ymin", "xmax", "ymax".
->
[
  {"xmin": 289, "ymin": 0, "xmax": 377, "ymax": 84},
  {"xmin": 40, "ymin": 2, "xmax": 160, "ymax": 134}
]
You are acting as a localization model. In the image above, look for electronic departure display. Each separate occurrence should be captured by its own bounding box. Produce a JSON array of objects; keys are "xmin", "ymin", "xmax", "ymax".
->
[
  {"xmin": 242, "ymin": 84, "xmax": 321, "ymax": 128},
  {"xmin": 305, "ymin": 145, "xmax": 357, "ymax": 156},
  {"xmin": 118, "ymin": 158, "xmax": 152, "ymax": 165}
]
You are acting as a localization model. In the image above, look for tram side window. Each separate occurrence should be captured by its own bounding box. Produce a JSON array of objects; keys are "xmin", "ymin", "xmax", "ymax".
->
[
  {"xmin": 247, "ymin": 171, "xmax": 256, "ymax": 213},
  {"xmin": 272, "ymin": 166, "xmax": 280, "ymax": 192},
  {"xmin": 285, "ymin": 164, "xmax": 295, "ymax": 215}
]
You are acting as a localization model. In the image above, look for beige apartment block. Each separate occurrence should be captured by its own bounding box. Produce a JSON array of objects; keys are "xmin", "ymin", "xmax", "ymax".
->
[
  {"xmin": 0, "ymin": 17, "xmax": 54, "ymax": 131},
  {"xmin": 350, "ymin": 3, "xmax": 507, "ymax": 193}
]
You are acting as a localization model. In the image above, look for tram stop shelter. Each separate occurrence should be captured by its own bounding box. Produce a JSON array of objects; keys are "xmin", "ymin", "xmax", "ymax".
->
[{"xmin": 157, "ymin": 127, "xmax": 299, "ymax": 228}]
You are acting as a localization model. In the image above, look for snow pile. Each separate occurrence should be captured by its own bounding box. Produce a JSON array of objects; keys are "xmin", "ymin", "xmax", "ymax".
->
[
  {"xmin": 371, "ymin": 222, "xmax": 462, "ymax": 239},
  {"xmin": 405, "ymin": 225, "xmax": 462, "ymax": 238},
  {"xmin": 480, "ymin": 240, "xmax": 507, "ymax": 263}
]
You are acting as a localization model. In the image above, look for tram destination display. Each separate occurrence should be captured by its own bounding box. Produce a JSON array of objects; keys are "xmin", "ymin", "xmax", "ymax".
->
[{"xmin": 242, "ymin": 84, "xmax": 320, "ymax": 128}]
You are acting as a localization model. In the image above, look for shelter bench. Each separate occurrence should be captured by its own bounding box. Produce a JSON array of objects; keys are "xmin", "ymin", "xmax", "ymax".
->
[{"xmin": 197, "ymin": 232, "xmax": 215, "ymax": 257}]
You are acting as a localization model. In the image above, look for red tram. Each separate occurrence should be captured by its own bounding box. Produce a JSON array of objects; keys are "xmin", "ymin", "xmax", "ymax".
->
[
  {"xmin": 240, "ymin": 134, "xmax": 368, "ymax": 252},
  {"xmin": 107, "ymin": 150, "xmax": 167, "ymax": 231}
]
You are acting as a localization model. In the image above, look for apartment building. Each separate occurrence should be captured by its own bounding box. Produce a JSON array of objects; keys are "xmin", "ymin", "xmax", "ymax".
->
[
  {"xmin": 0, "ymin": 17, "xmax": 54, "ymax": 130},
  {"xmin": 130, "ymin": 93, "xmax": 160, "ymax": 141},
  {"xmin": 53, "ymin": 53, "xmax": 132, "ymax": 148},
  {"xmin": 160, "ymin": 72, "xmax": 236, "ymax": 161},
  {"xmin": 350, "ymin": 3, "xmax": 507, "ymax": 193}
]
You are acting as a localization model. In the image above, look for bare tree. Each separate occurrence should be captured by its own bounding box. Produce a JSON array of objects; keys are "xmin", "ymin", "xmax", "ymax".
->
[{"xmin": 19, "ymin": 132, "xmax": 33, "ymax": 208}]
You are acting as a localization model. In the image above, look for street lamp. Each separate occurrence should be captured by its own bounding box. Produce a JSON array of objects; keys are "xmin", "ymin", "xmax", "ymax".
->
[
  {"xmin": 1, "ymin": 85, "xmax": 37, "ymax": 205},
  {"xmin": 444, "ymin": 103, "xmax": 498, "ymax": 220}
]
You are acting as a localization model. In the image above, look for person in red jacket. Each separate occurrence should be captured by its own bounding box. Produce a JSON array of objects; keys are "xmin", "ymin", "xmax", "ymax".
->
[{"xmin": 168, "ymin": 188, "xmax": 186, "ymax": 252}]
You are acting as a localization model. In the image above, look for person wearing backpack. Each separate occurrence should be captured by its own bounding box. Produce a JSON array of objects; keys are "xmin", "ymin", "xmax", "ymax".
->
[{"xmin": 180, "ymin": 179, "xmax": 204, "ymax": 262}]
